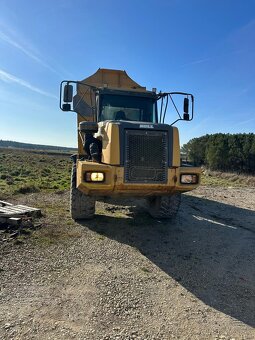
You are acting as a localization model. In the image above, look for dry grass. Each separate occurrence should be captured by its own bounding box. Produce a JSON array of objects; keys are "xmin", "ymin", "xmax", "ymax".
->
[
  {"xmin": 0, "ymin": 148, "xmax": 72, "ymax": 198},
  {"xmin": 202, "ymin": 169, "xmax": 255, "ymax": 187}
]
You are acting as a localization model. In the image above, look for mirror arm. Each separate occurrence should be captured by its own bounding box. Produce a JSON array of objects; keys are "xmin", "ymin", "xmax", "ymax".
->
[
  {"xmin": 157, "ymin": 92, "xmax": 194, "ymax": 125},
  {"xmin": 190, "ymin": 94, "xmax": 194, "ymax": 121},
  {"xmin": 169, "ymin": 94, "xmax": 182, "ymax": 121},
  {"xmin": 170, "ymin": 118, "xmax": 182, "ymax": 126},
  {"xmin": 60, "ymin": 80, "xmax": 98, "ymax": 113}
]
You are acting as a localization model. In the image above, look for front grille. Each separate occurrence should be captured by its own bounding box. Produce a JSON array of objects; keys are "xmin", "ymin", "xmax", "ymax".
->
[{"xmin": 124, "ymin": 129, "xmax": 168, "ymax": 183}]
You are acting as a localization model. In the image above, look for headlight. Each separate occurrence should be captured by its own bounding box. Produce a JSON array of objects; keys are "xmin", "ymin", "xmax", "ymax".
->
[
  {"xmin": 180, "ymin": 174, "xmax": 198, "ymax": 184},
  {"xmin": 85, "ymin": 172, "xmax": 105, "ymax": 182}
]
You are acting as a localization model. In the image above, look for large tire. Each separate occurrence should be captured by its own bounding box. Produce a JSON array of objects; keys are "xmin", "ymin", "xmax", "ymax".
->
[
  {"xmin": 147, "ymin": 193, "xmax": 181, "ymax": 219},
  {"xmin": 70, "ymin": 164, "xmax": 95, "ymax": 220}
]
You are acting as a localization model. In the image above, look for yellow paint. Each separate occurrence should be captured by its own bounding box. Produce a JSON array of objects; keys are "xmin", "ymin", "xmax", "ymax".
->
[
  {"xmin": 101, "ymin": 122, "xmax": 120, "ymax": 165},
  {"xmin": 79, "ymin": 68, "xmax": 146, "ymax": 91},
  {"xmin": 172, "ymin": 127, "xmax": 180, "ymax": 167},
  {"xmin": 174, "ymin": 166, "xmax": 202, "ymax": 192},
  {"xmin": 76, "ymin": 160, "xmax": 201, "ymax": 197},
  {"xmin": 77, "ymin": 161, "xmax": 115, "ymax": 195}
]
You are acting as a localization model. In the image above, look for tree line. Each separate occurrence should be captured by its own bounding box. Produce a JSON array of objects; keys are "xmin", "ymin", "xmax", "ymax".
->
[
  {"xmin": 181, "ymin": 133, "xmax": 255, "ymax": 174},
  {"xmin": 0, "ymin": 140, "xmax": 76, "ymax": 152}
]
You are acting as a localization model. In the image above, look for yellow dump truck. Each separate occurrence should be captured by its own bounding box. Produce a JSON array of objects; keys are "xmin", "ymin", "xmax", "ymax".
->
[{"xmin": 60, "ymin": 68, "xmax": 200, "ymax": 219}]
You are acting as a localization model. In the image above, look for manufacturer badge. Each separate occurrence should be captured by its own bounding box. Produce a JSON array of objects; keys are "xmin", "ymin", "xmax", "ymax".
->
[{"xmin": 139, "ymin": 124, "xmax": 154, "ymax": 128}]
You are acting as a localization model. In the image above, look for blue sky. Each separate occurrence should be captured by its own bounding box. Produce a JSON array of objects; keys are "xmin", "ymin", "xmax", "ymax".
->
[{"xmin": 0, "ymin": 0, "xmax": 255, "ymax": 147}]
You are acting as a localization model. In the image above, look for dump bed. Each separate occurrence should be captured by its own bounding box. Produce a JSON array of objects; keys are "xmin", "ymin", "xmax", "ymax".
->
[{"xmin": 80, "ymin": 68, "xmax": 146, "ymax": 90}]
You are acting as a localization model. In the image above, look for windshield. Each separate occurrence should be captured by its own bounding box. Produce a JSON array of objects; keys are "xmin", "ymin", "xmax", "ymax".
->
[{"xmin": 99, "ymin": 94, "xmax": 157, "ymax": 123}]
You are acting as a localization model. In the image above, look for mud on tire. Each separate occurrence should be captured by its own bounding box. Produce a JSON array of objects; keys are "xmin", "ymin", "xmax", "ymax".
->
[
  {"xmin": 147, "ymin": 193, "xmax": 181, "ymax": 219},
  {"xmin": 70, "ymin": 164, "xmax": 95, "ymax": 220}
]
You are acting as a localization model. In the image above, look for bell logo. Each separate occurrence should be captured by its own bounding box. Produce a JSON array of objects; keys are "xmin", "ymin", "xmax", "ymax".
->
[{"xmin": 139, "ymin": 124, "xmax": 154, "ymax": 129}]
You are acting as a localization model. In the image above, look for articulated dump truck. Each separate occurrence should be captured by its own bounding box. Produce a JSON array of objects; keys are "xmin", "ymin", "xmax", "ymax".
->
[{"xmin": 60, "ymin": 68, "xmax": 201, "ymax": 219}]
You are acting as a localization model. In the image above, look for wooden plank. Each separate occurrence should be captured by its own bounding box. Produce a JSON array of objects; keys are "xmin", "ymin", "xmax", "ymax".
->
[
  {"xmin": 0, "ymin": 206, "xmax": 20, "ymax": 212},
  {"xmin": 16, "ymin": 205, "xmax": 41, "ymax": 216},
  {"xmin": 0, "ymin": 200, "xmax": 13, "ymax": 207},
  {"xmin": 0, "ymin": 207, "xmax": 29, "ymax": 215},
  {"xmin": 11, "ymin": 207, "xmax": 33, "ymax": 213},
  {"xmin": 0, "ymin": 205, "xmax": 40, "ymax": 214},
  {"xmin": 17, "ymin": 205, "xmax": 41, "ymax": 212},
  {"xmin": 0, "ymin": 206, "xmax": 27, "ymax": 213},
  {"xmin": 0, "ymin": 213, "xmax": 24, "ymax": 218},
  {"xmin": 0, "ymin": 202, "xmax": 41, "ymax": 220},
  {"xmin": 0, "ymin": 202, "xmax": 39, "ymax": 212}
]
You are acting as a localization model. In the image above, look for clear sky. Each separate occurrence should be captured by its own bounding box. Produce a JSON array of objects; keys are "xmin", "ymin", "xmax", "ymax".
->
[{"xmin": 0, "ymin": 0, "xmax": 255, "ymax": 147}]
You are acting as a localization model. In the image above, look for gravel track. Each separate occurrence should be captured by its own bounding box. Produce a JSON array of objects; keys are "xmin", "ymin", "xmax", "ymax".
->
[{"xmin": 0, "ymin": 186, "xmax": 255, "ymax": 339}]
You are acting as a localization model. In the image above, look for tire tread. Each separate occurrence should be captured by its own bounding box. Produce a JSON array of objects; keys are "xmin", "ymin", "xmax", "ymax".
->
[
  {"xmin": 70, "ymin": 164, "xmax": 95, "ymax": 219},
  {"xmin": 147, "ymin": 193, "xmax": 181, "ymax": 219}
]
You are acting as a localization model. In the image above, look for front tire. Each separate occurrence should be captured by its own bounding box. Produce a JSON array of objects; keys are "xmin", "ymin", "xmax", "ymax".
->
[
  {"xmin": 147, "ymin": 193, "xmax": 181, "ymax": 219},
  {"xmin": 70, "ymin": 164, "xmax": 95, "ymax": 220}
]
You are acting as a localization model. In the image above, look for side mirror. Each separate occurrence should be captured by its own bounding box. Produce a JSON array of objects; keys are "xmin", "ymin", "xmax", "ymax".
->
[
  {"xmin": 62, "ymin": 103, "xmax": 71, "ymax": 111},
  {"xmin": 183, "ymin": 97, "xmax": 190, "ymax": 120},
  {"xmin": 183, "ymin": 98, "xmax": 189, "ymax": 113},
  {"xmin": 63, "ymin": 84, "xmax": 73, "ymax": 103}
]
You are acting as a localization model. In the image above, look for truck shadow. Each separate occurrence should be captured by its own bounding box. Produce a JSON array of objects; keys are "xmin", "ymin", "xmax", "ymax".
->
[{"xmin": 80, "ymin": 195, "xmax": 255, "ymax": 327}]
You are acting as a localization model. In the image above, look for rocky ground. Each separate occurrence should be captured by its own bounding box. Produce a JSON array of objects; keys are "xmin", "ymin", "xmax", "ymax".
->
[{"xmin": 0, "ymin": 186, "xmax": 255, "ymax": 339}]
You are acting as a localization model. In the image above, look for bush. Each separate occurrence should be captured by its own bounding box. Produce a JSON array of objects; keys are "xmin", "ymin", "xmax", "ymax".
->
[
  {"xmin": 41, "ymin": 168, "xmax": 51, "ymax": 177},
  {"xmin": 10, "ymin": 169, "xmax": 21, "ymax": 176},
  {"xmin": 6, "ymin": 176, "xmax": 14, "ymax": 185},
  {"xmin": 15, "ymin": 184, "xmax": 40, "ymax": 194}
]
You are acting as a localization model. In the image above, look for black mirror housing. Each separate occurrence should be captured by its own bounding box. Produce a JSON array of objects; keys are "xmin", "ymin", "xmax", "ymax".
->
[
  {"xmin": 63, "ymin": 84, "xmax": 73, "ymax": 103},
  {"xmin": 62, "ymin": 103, "xmax": 71, "ymax": 111},
  {"xmin": 183, "ymin": 97, "xmax": 189, "ymax": 114},
  {"xmin": 183, "ymin": 113, "xmax": 190, "ymax": 120}
]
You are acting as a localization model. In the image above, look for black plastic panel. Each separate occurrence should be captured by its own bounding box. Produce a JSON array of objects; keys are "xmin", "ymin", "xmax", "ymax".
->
[{"xmin": 124, "ymin": 129, "xmax": 168, "ymax": 183}]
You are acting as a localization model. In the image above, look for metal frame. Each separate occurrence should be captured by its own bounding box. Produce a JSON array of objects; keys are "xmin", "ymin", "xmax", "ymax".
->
[
  {"xmin": 157, "ymin": 92, "xmax": 194, "ymax": 125},
  {"xmin": 60, "ymin": 80, "xmax": 194, "ymax": 127},
  {"xmin": 97, "ymin": 91, "xmax": 158, "ymax": 123},
  {"xmin": 59, "ymin": 80, "xmax": 98, "ymax": 113}
]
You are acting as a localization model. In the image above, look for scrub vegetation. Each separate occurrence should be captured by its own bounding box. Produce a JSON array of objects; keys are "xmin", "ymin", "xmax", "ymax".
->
[
  {"xmin": 201, "ymin": 169, "xmax": 255, "ymax": 187},
  {"xmin": 0, "ymin": 148, "xmax": 72, "ymax": 198}
]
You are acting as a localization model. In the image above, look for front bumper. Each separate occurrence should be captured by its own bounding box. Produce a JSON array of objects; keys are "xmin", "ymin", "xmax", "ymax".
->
[{"xmin": 77, "ymin": 161, "xmax": 201, "ymax": 196}]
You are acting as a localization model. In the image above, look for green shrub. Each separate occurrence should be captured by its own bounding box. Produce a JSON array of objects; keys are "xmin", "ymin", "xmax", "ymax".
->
[{"xmin": 15, "ymin": 184, "xmax": 40, "ymax": 194}]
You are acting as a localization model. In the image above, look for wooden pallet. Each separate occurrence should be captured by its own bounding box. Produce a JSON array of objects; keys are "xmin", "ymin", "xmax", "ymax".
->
[{"xmin": 0, "ymin": 201, "xmax": 41, "ymax": 225}]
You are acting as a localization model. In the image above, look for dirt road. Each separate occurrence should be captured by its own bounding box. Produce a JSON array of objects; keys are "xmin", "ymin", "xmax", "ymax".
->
[{"xmin": 1, "ymin": 186, "xmax": 255, "ymax": 339}]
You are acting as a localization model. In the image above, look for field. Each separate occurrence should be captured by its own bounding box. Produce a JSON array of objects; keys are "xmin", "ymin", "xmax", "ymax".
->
[
  {"xmin": 202, "ymin": 168, "xmax": 255, "ymax": 187},
  {"xmin": 0, "ymin": 148, "xmax": 72, "ymax": 197},
  {"xmin": 1, "ymin": 148, "xmax": 255, "ymax": 339}
]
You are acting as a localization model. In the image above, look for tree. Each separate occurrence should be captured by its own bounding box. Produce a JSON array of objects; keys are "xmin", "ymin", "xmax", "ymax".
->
[{"xmin": 183, "ymin": 133, "xmax": 255, "ymax": 174}]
